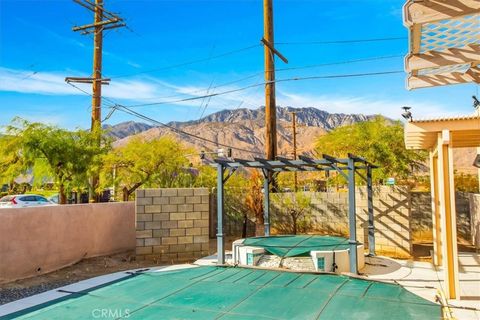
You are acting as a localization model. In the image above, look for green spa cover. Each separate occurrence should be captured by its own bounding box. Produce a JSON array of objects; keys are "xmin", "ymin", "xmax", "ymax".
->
[{"xmin": 242, "ymin": 235, "xmax": 352, "ymax": 257}]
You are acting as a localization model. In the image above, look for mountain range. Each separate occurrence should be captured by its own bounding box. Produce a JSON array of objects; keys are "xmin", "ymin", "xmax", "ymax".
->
[
  {"xmin": 104, "ymin": 106, "xmax": 477, "ymax": 173},
  {"xmin": 104, "ymin": 106, "xmax": 380, "ymax": 159}
]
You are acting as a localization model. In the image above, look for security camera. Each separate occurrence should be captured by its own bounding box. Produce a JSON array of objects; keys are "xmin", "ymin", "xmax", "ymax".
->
[
  {"xmin": 473, "ymin": 96, "xmax": 480, "ymax": 110},
  {"xmin": 401, "ymin": 106, "xmax": 412, "ymax": 122}
]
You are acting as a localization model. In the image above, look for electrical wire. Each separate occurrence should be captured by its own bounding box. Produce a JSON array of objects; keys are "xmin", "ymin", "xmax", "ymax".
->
[
  {"xmin": 118, "ymin": 54, "xmax": 403, "ymax": 103},
  {"xmin": 66, "ymin": 81, "xmax": 262, "ymax": 154},
  {"xmin": 108, "ymin": 44, "xmax": 261, "ymax": 79},
  {"xmin": 66, "ymin": 68, "xmax": 402, "ymax": 154},
  {"xmin": 275, "ymin": 36, "xmax": 407, "ymax": 45},
  {"xmin": 107, "ymin": 36, "xmax": 405, "ymax": 80},
  {"xmin": 121, "ymin": 70, "xmax": 403, "ymax": 109},
  {"xmin": 113, "ymin": 104, "xmax": 263, "ymax": 155}
]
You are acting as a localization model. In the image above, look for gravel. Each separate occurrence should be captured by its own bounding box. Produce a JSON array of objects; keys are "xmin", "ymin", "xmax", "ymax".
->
[{"xmin": 0, "ymin": 280, "xmax": 74, "ymax": 305}]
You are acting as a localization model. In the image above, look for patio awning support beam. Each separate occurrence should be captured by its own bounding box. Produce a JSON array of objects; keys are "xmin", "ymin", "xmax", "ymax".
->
[
  {"xmin": 348, "ymin": 157, "xmax": 358, "ymax": 274},
  {"xmin": 216, "ymin": 164, "xmax": 225, "ymax": 265}
]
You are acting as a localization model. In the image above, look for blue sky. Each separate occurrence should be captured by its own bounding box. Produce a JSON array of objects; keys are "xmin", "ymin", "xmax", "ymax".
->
[{"xmin": 0, "ymin": 0, "xmax": 478, "ymax": 129}]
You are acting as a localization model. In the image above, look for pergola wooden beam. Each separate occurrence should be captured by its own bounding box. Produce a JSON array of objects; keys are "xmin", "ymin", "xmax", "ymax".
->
[
  {"xmin": 405, "ymin": 45, "xmax": 480, "ymax": 72},
  {"xmin": 403, "ymin": 0, "xmax": 480, "ymax": 26},
  {"xmin": 407, "ymin": 67, "xmax": 480, "ymax": 89},
  {"xmin": 403, "ymin": 0, "xmax": 480, "ymax": 89},
  {"xmin": 405, "ymin": 116, "xmax": 480, "ymax": 149}
]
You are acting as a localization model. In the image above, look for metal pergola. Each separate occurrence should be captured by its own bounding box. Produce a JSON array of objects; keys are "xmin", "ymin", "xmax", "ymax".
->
[{"xmin": 213, "ymin": 154, "xmax": 378, "ymax": 274}]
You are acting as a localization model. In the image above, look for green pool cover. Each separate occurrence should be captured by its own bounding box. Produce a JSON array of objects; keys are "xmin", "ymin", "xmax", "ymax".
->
[
  {"xmin": 243, "ymin": 235, "xmax": 351, "ymax": 257},
  {"xmin": 2, "ymin": 266, "xmax": 441, "ymax": 320}
]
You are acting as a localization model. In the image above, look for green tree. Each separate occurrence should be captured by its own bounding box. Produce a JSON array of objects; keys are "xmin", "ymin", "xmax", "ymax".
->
[
  {"xmin": 315, "ymin": 117, "xmax": 426, "ymax": 181},
  {"xmin": 0, "ymin": 134, "xmax": 25, "ymax": 190},
  {"xmin": 101, "ymin": 136, "xmax": 193, "ymax": 201},
  {"xmin": 4, "ymin": 118, "xmax": 109, "ymax": 203}
]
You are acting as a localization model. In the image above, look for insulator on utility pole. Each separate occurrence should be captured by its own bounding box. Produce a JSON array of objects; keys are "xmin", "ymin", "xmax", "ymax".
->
[{"xmin": 66, "ymin": 0, "xmax": 126, "ymax": 202}]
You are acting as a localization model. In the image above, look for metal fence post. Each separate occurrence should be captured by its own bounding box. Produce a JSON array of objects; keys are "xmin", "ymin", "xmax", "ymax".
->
[
  {"xmin": 217, "ymin": 164, "xmax": 225, "ymax": 264},
  {"xmin": 367, "ymin": 165, "xmax": 375, "ymax": 256},
  {"xmin": 263, "ymin": 173, "xmax": 270, "ymax": 236},
  {"xmin": 348, "ymin": 158, "xmax": 358, "ymax": 274}
]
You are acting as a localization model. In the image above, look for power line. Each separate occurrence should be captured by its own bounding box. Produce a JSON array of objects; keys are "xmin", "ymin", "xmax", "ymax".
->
[
  {"xmin": 275, "ymin": 36, "xmax": 407, "ymax": 45},
  {"xmin": 119, "ymin": 54, "xmax": 403, "ymax": 103},
  {"xmin": 66, "ymin": 70, "xmax": 403, "ymax": 156},
  {"xmin": 276, "ymin": 54, "xmax": 404, "ymax": 72},
  {"xmin": 121, "ymin": 70, "xmax": 403, "ymax": 109},
  {"xmin": 106, "ymin": 36, "xmax": 406, "ymax": 80},
  {"xmin": 66, "ymin": 81, "xmax": 262, "ymax": 154},
  {"xmin": 108, "ymin": 44, "xmax": 261, "ymax": 79}
]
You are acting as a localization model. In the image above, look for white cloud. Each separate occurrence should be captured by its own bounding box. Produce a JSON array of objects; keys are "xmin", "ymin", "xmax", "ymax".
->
[
  {"xmin": 275, "ymin": 90, "xmax": 458, "ymax": 120},
  {"xmin": 0, "ymin": 68, "xmax": 79, "ymax": 96},
  {"xmin": 0, "ymin": 66, "xmax": 459, "ymax": 121}
]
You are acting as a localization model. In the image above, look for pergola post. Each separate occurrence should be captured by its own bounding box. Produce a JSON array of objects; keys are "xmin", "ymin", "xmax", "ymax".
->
[
  {"xmin": 347, "ymin": 157, "xmax": 358, "ymax": 274},
  {"xmin": 263, "ymin": 171, "xmax": 271, "ymax": 236},
  {"xmin": 216, "ymin": 164, "xmax": 225, "ymax": 265},
  {"xmin": 437, "ymin": 130, "xmax": 460, "ymax": 299},
  {"xmin": 367, "ymin": 165, "xmax": 375, "ymax": 256}
]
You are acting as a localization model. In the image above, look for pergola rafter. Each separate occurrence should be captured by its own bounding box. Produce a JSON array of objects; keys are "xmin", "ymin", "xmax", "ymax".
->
[
  {"xmin": 212, "ymin": 154, "xmax": 378, "ymax": 275},
  {"xmin": 403, "ymin": 0, "xmax": 480, "ymax": 89}
]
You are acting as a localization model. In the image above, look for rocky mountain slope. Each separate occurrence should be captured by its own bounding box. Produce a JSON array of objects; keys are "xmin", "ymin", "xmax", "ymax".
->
[
  {"xmin": 103, "ymin": 121, "xmax": 153, "ymax": 139},
  {"xmin": 172, "ymin": 107, "xmax": 377, "ymax": 130},
  {"xmin": 109, "ymin": 106, "xmax": 378, "ymax": 159},
  {"xmin": 105, "ymin": 106, "xmax": 477, "ymax": 172}
]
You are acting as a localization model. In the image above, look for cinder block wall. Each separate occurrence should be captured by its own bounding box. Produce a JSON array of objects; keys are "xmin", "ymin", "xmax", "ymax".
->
[
  {"xmin": 272, "ymin": 186, "xmax": 412, "ymax": 258},
  {"xmin": 135, "ymin": 188, "xmax": 210, "ymax": 263},
  {"xmin": 411, "ymin": 191, "xmax": 472, "ymax": 241},
  {"xmin": 469, "ymin": 193, "xmax": 480, "ymax": 248}
]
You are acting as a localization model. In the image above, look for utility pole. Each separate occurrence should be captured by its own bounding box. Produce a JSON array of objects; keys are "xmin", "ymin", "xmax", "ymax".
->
[
  {"xmin": 263, "ymin": 0, "xmax": 277, "ymax": 161},
  {"xmin": 291, "ymin": 112, "xmax": 298, "ymax": 191},
  {"xmin": 66, "ymin": 0, "xmax": 125, "ymax": 201},
  {"xmin": 262, "ymin": 0, "xmax": 288, "ymax": 161}
]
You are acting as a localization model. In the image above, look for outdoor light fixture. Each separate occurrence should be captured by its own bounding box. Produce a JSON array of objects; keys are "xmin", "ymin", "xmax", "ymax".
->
[
  {"xmin": 401, "ymin": 106, "xmax": 413, "ymax": 122},
  {"xmin": 473, "ymin": 95, "xmax": 480, "ymax": 110},
  {"xmin": 473, "ymin": 154, "xmax": 480, "ymax": 168}
]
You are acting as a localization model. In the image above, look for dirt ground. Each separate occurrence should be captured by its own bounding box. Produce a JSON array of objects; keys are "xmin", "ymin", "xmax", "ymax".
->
[{"xmin": 0, "ymin": 252, "xmax": 161, "ymax": 305}]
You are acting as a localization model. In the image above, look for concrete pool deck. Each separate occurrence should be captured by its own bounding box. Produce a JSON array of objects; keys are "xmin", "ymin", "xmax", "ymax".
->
[{"xmin": 364, "ymin": 252, "xmax": 480, "ymax": 320}]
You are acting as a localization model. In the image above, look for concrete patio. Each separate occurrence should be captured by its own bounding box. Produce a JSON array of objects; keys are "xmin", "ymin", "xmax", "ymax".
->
[{"xmin": 365, "ymin": 252, "xmax": 480, "ymax": 320}]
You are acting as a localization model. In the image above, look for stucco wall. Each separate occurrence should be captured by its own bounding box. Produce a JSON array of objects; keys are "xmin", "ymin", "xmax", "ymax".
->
[{"xmin": 0, "ymin": 202, "xmax": 135, "ymax": 283}]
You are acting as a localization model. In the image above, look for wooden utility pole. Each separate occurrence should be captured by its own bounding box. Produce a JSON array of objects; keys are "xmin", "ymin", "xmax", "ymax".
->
[
  {"xmin": 66, "ymin": 0, "xmax": 125, "ymax": 201},
  {"xmin": 263, "ymin": 0, "xmax": 277, "ymax": 161},
  {"xmin": 291, "ymin": 112, "xmax": 298, "ymax": 191},
  {"xmin": 263, "ymin": 0, "xmax": 288, "ymax": 163},
  {"xmin": 91, "ymin": 0, "xmax": 104, "ymax": 132}
]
